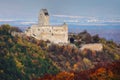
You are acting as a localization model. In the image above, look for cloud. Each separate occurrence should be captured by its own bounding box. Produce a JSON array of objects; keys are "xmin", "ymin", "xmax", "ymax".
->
[
  {"xmin": 52, "ymin": 14, "xmax": 94, "ymax": 19},
  {"xmin": 63, "ymin": 20, "xmax": 79, "ymax": 23},
  {"xmin": 20, "ymin": 21, "xmax": 37, "ymax": 25},
  {"xmin": 103, "ymin": 20, "xmax": 120, "ymax": 23},
  {"xmin": 0, "ymin": 19, "xmax": 15, "ymax": 22},
  {"xmin": 75, "ymin": 23, "xmax": 108, "ymax": 26},
  {"xmin": 87, "ymin": 19, "xmax": 99, "ymax": 23},
  {"xmin": 53, "ymin": 14, "xmax": 120, "ymax": 24}
]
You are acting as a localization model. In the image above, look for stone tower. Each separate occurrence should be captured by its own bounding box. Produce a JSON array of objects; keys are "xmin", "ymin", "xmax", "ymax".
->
[{"xmin": 38, "ymin": 9, "xmax": 49, "ymax": 26}]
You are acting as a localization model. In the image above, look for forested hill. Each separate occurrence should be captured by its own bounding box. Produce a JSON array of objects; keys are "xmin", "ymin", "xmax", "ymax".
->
[
  {"xmin": 0, "ymin": 24, "xmax": 120, "ymax": 80},
  {"xmin": 0, "ymin": 24, "xmax": 59, "ymax": 80}
]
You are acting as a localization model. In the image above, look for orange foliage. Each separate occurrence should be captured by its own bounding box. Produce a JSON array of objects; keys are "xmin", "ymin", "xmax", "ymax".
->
[
  {"xmin": 90, "ymin": 67, "xmax": 113, "ymax": 80},
  {"xmin": 38, "ymin": 72, "xmax": 74, "ymax": 80},
  {"xmin": 55, "ymin": 72, "xmax": 74, "ymax": 80},
  {"xmin": 37, "ymin": 60, "xmax": 120, "ymax": 80}
]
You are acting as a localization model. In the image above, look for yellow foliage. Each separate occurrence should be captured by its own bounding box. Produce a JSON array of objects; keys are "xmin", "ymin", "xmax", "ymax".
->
[
  {"xmin": 0, "ymin": 70, "xmax": 4, "ymax": 73},
  {"xmin": 83, "ymin": 58, "xmax": 92, "ymax": 66},
  {"xmin": 14, "ymin": 58, "xmax": 24, "ymax": 69},
  {"xmin": 114, "ymin": 54, "xmax": 120, "ymax": 60}
]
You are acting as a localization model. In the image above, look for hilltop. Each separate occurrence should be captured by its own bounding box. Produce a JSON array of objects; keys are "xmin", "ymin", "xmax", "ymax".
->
[{"xmin": 0, "ymin": 24, "xmax": 120, "ymax": 80}]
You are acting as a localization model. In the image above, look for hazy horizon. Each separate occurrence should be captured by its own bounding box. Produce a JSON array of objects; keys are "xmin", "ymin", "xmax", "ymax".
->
[{"xmin": 0, "ymin": 0, "xmax": 120, "ymax": 26}]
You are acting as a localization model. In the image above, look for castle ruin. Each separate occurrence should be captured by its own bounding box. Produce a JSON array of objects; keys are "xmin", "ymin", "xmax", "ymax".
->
[{"xmin": 25, "ymin": 9, "xmax": 68, "ymax": 44}]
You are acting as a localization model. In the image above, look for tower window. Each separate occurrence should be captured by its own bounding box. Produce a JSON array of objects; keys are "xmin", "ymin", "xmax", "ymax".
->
[{"xmin": 44, "ymin": 12, "xmax": 49, "ymax": 16}]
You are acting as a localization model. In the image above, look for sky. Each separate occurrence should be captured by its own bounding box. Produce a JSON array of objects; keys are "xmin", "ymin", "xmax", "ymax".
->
[{"xmin": 0, "ymin": 0, "xmax": 120, "ymax": 26}]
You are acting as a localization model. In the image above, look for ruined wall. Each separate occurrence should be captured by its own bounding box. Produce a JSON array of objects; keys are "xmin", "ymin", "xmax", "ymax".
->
[
  {"xmin": 80, "ymin": 43, "xmax": 103, "ymax": 51},
  {"xmin": 25, "ymin": 24, "xmax": 68, "ymax": 44}
]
